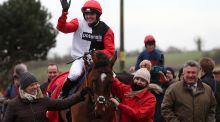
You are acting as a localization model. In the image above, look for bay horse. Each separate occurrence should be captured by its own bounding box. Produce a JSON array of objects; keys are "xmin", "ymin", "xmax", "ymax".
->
[{"xmin": 70, "ymin": 51, "xmax": 117, "ymax": 122}]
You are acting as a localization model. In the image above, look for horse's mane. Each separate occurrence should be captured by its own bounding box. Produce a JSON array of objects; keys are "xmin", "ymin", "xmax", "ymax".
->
[{"xmin": 94, "ymin": 52, "xmax": 110, "ymax": 68}]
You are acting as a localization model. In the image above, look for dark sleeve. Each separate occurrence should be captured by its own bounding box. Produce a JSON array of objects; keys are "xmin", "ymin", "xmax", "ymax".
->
[
  {"xmin": 201, "ymin": 77, "xmax": 215, "ymax": 92},
  {"xmin": 3, "ymin": 100, "xmax": 16, "ymax": 122},
  {"xmin": 215, "ymin": 82, "xmax": 220, "ymax": 121},
  {"xmin": 46, "ymin": 92, "xmax": 83, "ymax": 111},
  {"xmin": 40, "ymin": 82, "xmax": 49, "ymax": 94},
  {"xmin": 207, "ymin": 87, "xmax": 217, "ymax": 122}
]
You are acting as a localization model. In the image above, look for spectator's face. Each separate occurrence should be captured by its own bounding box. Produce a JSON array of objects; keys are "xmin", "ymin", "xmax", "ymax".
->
[
  {"xmin": 183, "ymin": 66, "xmax": 199, "ymax": 84},
  {"xmin": 25, "ymin": 82, "xmax": 39, "ymax": 95},
  {"xmin": 47, "ymin": 65, "xmax": 59, "ymax": 80},
  {"xmin": 166, "ymin": 70, "xmax": 174, "ymax": 81},
  {"xmin": 133, "ymin": 77, "xmax": 147, "ymax": 87},
  {"xmin": 214, "ymin": 73, "xmax": 220, "ymax": 81}
]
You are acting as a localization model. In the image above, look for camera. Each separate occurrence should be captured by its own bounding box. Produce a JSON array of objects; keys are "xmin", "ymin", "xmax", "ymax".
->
[{"xmin": 150, "ymin": 66, "xmax": 166, "ymax": 83}]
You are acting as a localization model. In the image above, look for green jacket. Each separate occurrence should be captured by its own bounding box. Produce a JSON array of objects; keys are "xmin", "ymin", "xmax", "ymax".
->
[{"xmin": 161, "ymin": 80, "xmax": 216, "ymax": 122}]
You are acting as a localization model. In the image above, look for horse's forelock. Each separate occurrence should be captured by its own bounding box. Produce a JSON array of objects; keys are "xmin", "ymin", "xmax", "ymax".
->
[{"xmin": 94, "ymin": 52, "xmax": 110, "ymax": 68}]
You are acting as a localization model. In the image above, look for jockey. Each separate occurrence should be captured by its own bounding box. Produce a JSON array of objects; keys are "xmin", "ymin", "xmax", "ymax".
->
[
  {"xmin": 135, "ymin": 35, "xmax": 164, "ymax": 70},
  {"xmin": 129, "ymin": 35, "xmax": 164, "ymax": 73},
  {"xmin": 57, "ymin": 0, "xmax": 115, "ymax": 98}
]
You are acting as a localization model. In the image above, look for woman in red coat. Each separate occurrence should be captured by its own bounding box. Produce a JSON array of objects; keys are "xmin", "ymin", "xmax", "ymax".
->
[{"xmin": 111, "ymin": 68, "xmax": 157, "ymax": 122}]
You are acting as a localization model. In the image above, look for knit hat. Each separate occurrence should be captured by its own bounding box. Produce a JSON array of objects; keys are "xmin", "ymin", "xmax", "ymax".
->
[
  {"xmin": 19, "ymin": 72, "xmax": 38, "ymax": 90},
  {"xmin": 133, "ymin": 68, "xmax": 151, "ymax": 83},
  {"xmin": 139, "ymin": 60, "xmax": 152, "ymax": 71},
  {"xmin": 165, "ymin": 67, "xmax": 176, "ymax": 79},
  {"xmin": 13, "ymin": 63, "xmax": 28, "ymax": 78}
]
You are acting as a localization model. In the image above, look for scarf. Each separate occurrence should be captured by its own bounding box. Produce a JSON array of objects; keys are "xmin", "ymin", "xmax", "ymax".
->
[
  {"xmin": 19, "ymin": 87, "xmax": 44, "ymax": 102},
  {"xmin": 125, "ymin": 88, "xmax": 148, "ymax": 98}
]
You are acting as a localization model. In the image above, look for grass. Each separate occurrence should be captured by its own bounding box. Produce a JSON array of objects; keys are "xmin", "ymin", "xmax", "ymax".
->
[{"xmin": 165, "ymin": 51, "xmax": 203, "ymax": 67}]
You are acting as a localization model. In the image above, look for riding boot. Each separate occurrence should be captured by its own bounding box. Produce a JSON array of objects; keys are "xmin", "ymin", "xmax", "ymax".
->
[{"xmin": 59, "ymin": 78, "xmax": 79, "ymax": 99}]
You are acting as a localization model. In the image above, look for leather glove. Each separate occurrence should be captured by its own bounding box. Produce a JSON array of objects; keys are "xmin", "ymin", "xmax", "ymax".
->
[
  {"xmin": 60, "ymin": 0, "xmax": 71, "ymax": 12},
  {"xmin": 80, "ymin": 87, "xmax": 92, "ymax": 98}
]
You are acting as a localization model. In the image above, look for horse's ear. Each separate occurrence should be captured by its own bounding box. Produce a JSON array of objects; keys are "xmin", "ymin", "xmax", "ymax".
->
[{"xmin": 109, "ymin": 51, "xmax": 117, "ymax": 69}]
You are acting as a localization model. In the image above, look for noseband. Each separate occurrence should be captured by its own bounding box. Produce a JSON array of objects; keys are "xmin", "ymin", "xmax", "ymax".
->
[
  {"xmin": 90, "ymin": 92, "xmax": 112, "ymax": 108},
  {"xmin": 97, "ymin": 96, "xmax": 105, "ymax": 104}
]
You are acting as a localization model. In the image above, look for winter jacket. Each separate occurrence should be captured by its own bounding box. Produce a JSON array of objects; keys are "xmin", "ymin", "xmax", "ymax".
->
[
  {"xmin": 57, "ymin": 12, "xmax": 115, "ymax": 58},
  {"xmin": 4, "ymin": 84, "xmax": 19, "ymax": 99},
  {"xmin": 135, "ymin": 49, "xmax": 164, "ymax": 70},
  {"xmin": 215, "ymin": 81, "xmax": 220, "ymax": 122},
  {"xmin": 3, "ymin": 91, "xmax": 83, "ymax": 122},
  {"xmin": 111, "ymin": 78, "xmax": 156, "ymax": 122},
  {"xmin": 153, "ymin": 80, "xmax": 174, "ymax": 122},
  {"xmin": 161, "ymin": 80, "xmax": 216, "ymax": 122},
  {"xmin": 201, "ymin": 73, "xmax": 216, "ymax": 93},
  {"xmin": 40, "ymin": 78, "xmax": 51, "ymax": 95}
]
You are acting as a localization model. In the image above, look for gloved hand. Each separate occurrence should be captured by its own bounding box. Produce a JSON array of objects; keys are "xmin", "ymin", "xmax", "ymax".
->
[
  {"xmin": 80, "ymin": 87, "xmax": 92, "ymax": 98},
  {"xmin": 83, "ymin": 53, "xmax": 93, "ymax": 66},
  {"xmin": 60, "ymin": 0, "xmax": 71, "ymax": 12}
]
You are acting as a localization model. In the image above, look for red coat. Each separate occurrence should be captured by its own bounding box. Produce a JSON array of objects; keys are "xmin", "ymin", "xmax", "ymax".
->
[
  {"xmin": 111, "ymin": 78, "xmax": 156, "ymax": 122},
  {"xmin": 46, "ymin": 72, "xmax": 69, "ymax": 122}
]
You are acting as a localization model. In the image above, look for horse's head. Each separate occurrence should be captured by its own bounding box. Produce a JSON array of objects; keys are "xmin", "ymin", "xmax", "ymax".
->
[{"xmin": 86, "ymin": 51, "xmax": 117, "ymax": 118}]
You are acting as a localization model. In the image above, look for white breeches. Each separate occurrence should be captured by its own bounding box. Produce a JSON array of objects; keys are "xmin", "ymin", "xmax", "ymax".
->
[{"xmin": 68, "ymin": 58, "xmax": 85, "ymax": 81}]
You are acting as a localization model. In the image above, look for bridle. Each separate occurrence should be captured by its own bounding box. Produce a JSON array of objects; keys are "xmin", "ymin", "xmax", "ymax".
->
[
  {"xmin": 86, "ymin": 71, "xmax": 113, "ymax": 119},
  {"xmin": 90, "ymin": 92, "xmax": 113, "ymax": 108},
  {"xmin": 74, "ymin": 50, "xmax": 115, "ymax": 118}
]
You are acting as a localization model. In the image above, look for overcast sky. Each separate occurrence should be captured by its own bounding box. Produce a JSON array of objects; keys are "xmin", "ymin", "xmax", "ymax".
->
[{"xmin": 1, "ymin": 0, "xmax": 220, "ymax": 57}]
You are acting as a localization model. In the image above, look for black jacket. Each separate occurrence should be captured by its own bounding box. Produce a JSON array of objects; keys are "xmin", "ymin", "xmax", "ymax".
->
[
  {"xmin": 3, "ymin": 93, "xmax": 83, "ymax": 122},
  {"xmin": 201, "ymin": 73, "xmax": 216, "ymax": 92}
]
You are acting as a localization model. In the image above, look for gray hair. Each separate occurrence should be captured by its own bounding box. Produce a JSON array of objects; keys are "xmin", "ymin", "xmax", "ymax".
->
[
  {"xmin": 183, "ymin": 60, "xmax": 200, "ymax": 70},
  {"xmin": 13, "ymin": 63, "xmax": 28, "ymax": 78}
]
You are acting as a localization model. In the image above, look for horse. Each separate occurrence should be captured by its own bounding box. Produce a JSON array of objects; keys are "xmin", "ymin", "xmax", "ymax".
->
[
  {"xmin": 46, "ymin": 51, "xmax": 117, "ymax": 122},
  {"xmin": 70, "ymin": 51, "xmax": 117, "ymax": 122}
]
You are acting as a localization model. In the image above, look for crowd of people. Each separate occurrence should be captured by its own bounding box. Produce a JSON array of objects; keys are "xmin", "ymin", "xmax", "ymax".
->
[{"xmin": 0, "ymin": 0, "xmax": 220, "ymax": 122}]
